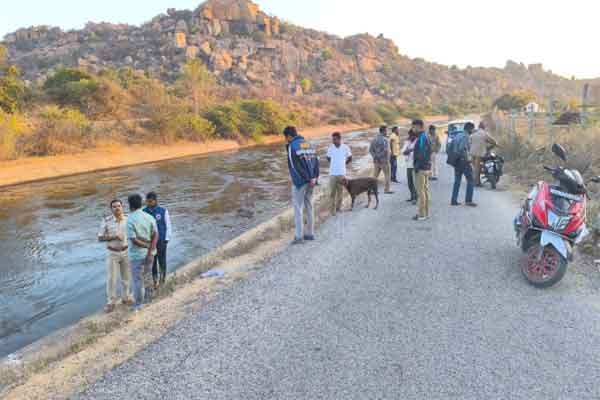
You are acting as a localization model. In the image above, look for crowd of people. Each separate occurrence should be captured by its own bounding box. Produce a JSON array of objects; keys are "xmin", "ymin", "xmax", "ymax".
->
[
  {"xmin": 95, "ymin": 120, "xmax": 496, "ymax": 313},
  {"xmin": 283, "ymin": 119, "xmax": 498, "ymax": 241}
]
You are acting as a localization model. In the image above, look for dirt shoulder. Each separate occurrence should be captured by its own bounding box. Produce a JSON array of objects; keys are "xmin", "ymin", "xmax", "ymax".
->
[{"xmin": 0, "ymin": 123, "xmax": 364, "ymax": 188}]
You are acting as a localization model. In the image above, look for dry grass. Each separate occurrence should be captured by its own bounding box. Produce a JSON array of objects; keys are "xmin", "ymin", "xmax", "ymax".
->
[{"xmin": 490, "ymin": 118, "xmax": 600, "ymax": 254}]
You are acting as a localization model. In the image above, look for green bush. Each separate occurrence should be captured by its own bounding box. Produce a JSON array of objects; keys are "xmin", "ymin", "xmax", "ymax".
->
[
  {"xmin": 403, "ymin": 109, "xmax": 425, "ymax": 121},
  {"xmin": 204, "ymin": 104, "xmax": 243, "ymax": 139},
  {"xmin": 494, "ymin": 91, "xmax": 536, "ymax": 111},
  {"xmin": 166, "ymin": 113, "xmax": 215, "ymax": 142},
  {"xmin": 300, "ymin": 77, "xmax": 313, "ymax": 94},
  {"xmin": 43, "ymin": 68, "xmax": 123, "ymax": 117},
  {"xmin": 375, "ymin": 104, "xmax": 402, "ymax": 125},
  {"xmin": 0, "ymin": 65, "xmax": 27, "ymax": 114},
  {"xmin": 321, "ymin": 49, "xmax": 333, "ymax": 61},
  {"xmin": 204, "ymin": 99, "xmax": 294, "ymax": 140}
]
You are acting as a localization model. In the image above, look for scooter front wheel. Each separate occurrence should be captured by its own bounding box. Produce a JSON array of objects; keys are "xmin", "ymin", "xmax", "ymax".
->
[{"xmin": 522, "ymin": 245, "xmax": 568, "ymax": 288}]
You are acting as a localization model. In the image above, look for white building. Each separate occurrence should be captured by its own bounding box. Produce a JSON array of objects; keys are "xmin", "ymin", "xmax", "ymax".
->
[{"xmin": 523, "ymin": 102, "xmax": 541, "ymax": 114}]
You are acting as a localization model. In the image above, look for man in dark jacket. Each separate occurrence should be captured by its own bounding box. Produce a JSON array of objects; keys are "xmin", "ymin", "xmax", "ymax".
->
[
  {"xmin": 144, "ymin": 192, "xmax": 172, "ymax": 286},
  {"xmin": 451, "ymin": 122, "xmax": 477, "ymax": 207},
  {"xmin": 412, "ymin": 120, "xmax": 432, "ymax": 221},
  {"xmin": 284, "ymin": 126, "xmax": 320, "ymax": 244}
]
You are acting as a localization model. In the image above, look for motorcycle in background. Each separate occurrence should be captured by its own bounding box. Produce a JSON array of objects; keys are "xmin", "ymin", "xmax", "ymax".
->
[
  {"xmin": 480, "ymin": 147, "xmax": 504, "ymax": 190},
  {"xmin": 514, "ymin": 144, "xmax": 600, "ymax": 288}
]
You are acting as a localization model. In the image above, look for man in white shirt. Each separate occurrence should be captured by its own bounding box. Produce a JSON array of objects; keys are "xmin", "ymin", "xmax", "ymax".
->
[{"xmin": 326, "ymin": 132, "xmax": 352, "ymax": 215}]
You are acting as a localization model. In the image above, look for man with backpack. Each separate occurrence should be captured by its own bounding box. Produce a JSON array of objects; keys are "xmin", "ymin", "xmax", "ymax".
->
[
  {"xmin": 369, "ymin": 126, "xmax": 393, "ymax": 194},
  {"xmin": 412, "ymin": 120, "xmax": 433, "ymax": 221},
  {"xmin": 447, "ymin": 122, "xmax": 477, "ymax": 207}
]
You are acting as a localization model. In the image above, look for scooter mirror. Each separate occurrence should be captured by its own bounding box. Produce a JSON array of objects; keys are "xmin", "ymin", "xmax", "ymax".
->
[
  {"xmin": 591, "ymin": 176, "xmax": 600, "ymax": 183},
  {"xmin": 551, "ymin": 144, "xmax": 567, "ymax": 162}
]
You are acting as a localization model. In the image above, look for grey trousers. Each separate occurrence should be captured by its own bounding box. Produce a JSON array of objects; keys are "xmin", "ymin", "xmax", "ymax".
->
[{"xmin": 292, "ymin": 183, "xmax": 315, "ymax": 240}]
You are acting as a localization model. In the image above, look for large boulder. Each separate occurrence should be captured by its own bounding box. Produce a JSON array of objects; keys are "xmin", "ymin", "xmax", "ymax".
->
[{"xmin": 199, "ymin": 0, "xmax": 260, "ymax": 22}]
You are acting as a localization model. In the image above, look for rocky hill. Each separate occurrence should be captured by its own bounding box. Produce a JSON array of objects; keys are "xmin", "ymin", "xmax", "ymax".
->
[{"xmin": 1, "ymin": 0, "xmax": 591, "ymax": 108}]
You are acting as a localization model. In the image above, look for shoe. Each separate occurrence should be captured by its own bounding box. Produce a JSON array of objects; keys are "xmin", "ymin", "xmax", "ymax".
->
[
  {"xmin": 406, "ymin": 198, "xmax": 415, "ymax": 202},
  {"xmin": 391, "ymin": 179, "xmax": 399, "ymax": 183},
  {"xmin": 104, "ymin": 304, "xmax": 115, "ymax": 314},
  {"xmin": 123, "ymin": 298, "xmax": 135, "ymax": 306},
  {"xmin": 131, "ymin": 305, "xmax": 143, "ymax": 313},
  {"xmin": 465, "ymin": 202, "xmax": 478, "ymax": 207},
  {"xmin": 412, "ymin": 215, "xmax": 428, "ymax": 221},
  {"xmin": 451, "ymin": 202, "xmax": 461, "ymax": 206},
  {"xmin": 412, "ymin": 200, "xmax": 417, "ymax": 205},
  {"xmin": 292, "ymin": 238, "xmax": 304, "ymax": 245},
  {"xmin": 431, "ymin": 177, "xmax": 438, "ymax": 181},
  {"xmin": 384, "ymin": 191, "xmax": 395, "ymax": 194},
  {"xmin": 303, "ymin": 235, "xmax": 315, "ymax": 241}
]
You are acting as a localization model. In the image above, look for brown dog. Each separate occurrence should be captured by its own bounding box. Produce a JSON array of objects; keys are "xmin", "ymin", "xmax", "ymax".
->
[{"xmin": 342, "ymin": 177, "xmax": 379, "ymax": 210}]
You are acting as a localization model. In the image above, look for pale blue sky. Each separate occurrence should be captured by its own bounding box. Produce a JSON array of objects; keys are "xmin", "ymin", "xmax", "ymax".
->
[{"xmin": 1, "ymin": 0, "xmax": 597, "ymax": 79}]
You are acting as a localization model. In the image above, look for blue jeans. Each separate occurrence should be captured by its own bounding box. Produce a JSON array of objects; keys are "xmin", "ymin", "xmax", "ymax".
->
[
  {"xmin": 130, "ymin": 259, "xmax": 153, "ymax": 307},
  {"xmin": 390, "ymin": 155, "xmax": 398, "ymax": 181},
  {"xmin": 452, "ymin": 159, "xmax": 474, "ymax": 204}
]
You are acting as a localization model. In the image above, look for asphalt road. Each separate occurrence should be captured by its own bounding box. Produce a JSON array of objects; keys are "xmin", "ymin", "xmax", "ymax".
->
[{"xmin": 78, "ymin": 162, "xmax": 600, "ymax": 400}]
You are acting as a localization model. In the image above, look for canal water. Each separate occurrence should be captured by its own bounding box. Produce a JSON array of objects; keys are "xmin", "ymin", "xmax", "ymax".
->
[{"xmin": 0, "ymin": 129, "xmax": 377, "ymax": 358}]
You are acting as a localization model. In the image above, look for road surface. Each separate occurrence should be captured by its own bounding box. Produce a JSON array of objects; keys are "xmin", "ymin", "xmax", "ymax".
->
[{"xmin": 78, "ymin": 162, "xmax": 600, "ymax": 400}]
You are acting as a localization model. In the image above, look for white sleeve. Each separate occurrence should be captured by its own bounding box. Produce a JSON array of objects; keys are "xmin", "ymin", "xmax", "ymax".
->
[
  {"xmin": 98, "ymin": 218, "xmax": 107, "ymax": 239},
  {"xmin": 326, "ymin": 145, "xmax": 332, "ymax": 158},
  {"xmin": 165, "ymin": 209, "xmax": 172, "ymax": 242}
]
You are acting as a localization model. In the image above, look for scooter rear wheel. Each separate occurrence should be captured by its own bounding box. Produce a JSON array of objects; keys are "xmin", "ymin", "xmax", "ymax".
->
[
  {"xmin": 522, "ymin": 245, "xmax": 568, "ymax": 288},
  {"xmin": 488, "ymin": 175, "xmax": 497, "ymax": 190}
]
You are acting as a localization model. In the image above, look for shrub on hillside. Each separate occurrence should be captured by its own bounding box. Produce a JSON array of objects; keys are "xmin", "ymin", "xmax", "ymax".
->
[
  {"xmin": 165, "ymin": 113, "xmax": 215, "ymax": 143},
  {"xmin": 204, "ymin": 99, "xmax": 294, "ymax": 140},
  {"xmin": 0, "ymin": 65, "xmax": 27, "ymax": 114},
  {"xmin": 375, "ymin": 104, "xmax": 402, "ymax": 125},
  {"xmin": 357, "ymin": 103, "xmax": 383, "ymax": 125},
  {"xmin": 43, "ymin": 68, "xmax": 125, "ymax": 118},
  {"xmin": 300, "ymin": 78, "xmax": 313, "ymax": 94},
  {"xmin": 0, "ymin": 111, "xmax": 30, "ymax": 160},
  {"xmin": 26, "ymin": 106, "xmax": 92, "ymax": 156}
]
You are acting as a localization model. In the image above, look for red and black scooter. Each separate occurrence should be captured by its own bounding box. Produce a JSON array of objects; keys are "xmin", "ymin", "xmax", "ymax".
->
[{"xmin": 514, "ymin": 144, "xmax": 600, "ymax": 288}]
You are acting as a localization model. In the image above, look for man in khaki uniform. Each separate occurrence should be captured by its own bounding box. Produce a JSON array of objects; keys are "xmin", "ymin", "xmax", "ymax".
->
[
  {"xmin": 98, "ymin": 199, "xmax": 134, "ymax": 313},
  {"xmin": 470, "ymin": 122, "xmax": 497, "ymax": 186},
  {"xmin": 428, "ymin": 125, "xmax": 442, "ymax": 180},
  {"xmin": 370, "ymin": 126, "xmax": 393, "ymax": 194},
  {"xmin": 390, "ymin": 126, "xmax": 401, "ymax": 183}
]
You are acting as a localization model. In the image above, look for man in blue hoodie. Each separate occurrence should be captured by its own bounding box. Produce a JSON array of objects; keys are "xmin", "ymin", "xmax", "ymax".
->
[
  {"xmin": 284, "ymin": 126, "xmax": 320, "ymax": 244},
  {"xmin": 144, "ymin": 192, "xmax": 172, "ymax": 287},
  {"xmin": 412, "ymin": 119, "xmax": 432, "ymax": 221}
]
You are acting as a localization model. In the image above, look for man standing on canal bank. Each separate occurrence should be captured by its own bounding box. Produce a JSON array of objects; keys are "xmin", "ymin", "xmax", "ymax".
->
[
  {"xmin": 412, "ymin": 120, "xmax": 433, "ymax": 221},
  {"xmin": 284, "ymin": 126, "xmax": 320, "ymax": 244},
  {"xmin": 450, "ymin": 122, "xmax": 477, "ymax": 207},
  {"xmin": 390, "ymin": 126, "xmax": 401, "ymax": 183},
  {"xmin": 428, "ymin": 125, "xmax": 442, "ymax": 180},
  {"xmin": 127, "ymin": 194, "xmax": 158, "ymax": 310},
  {"xmin": 370, "ymin": 126, "xmax": 393, "ymax": 194},
  {"xmin": 144, "ymin": 192, "xmax": 172, "ymax": 288},
  {"xmin": 98, "ymin": 199, "xmax": 134, "ymax": 313},
  {"xmin": 326, "ymin": 131, "xmax": 352, "ymax": 216}
]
